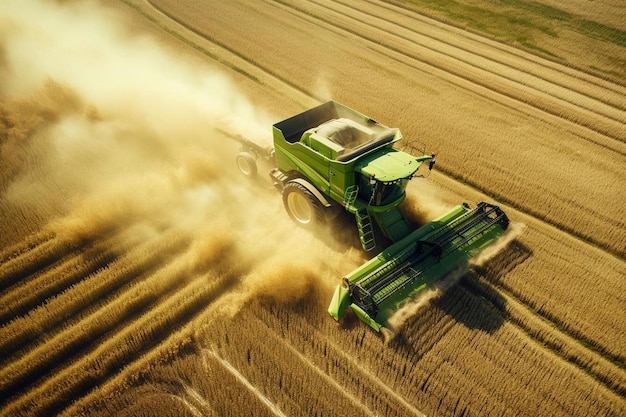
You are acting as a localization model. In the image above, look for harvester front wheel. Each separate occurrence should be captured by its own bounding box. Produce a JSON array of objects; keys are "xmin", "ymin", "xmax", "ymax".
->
[
  {"xmin": 282, "ymin": 182, "xmax": 323, "ymax": 228},
  {"xmin": 236, "ymin": 152, "xmax": 257, "ymax": 177}
]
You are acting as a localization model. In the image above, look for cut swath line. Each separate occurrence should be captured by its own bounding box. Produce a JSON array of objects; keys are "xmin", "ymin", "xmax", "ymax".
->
[
  {"xmin": 383, "ymin": 265, "xmax": 468, "ymax": 341},
  {"xmin": 250, "ymin": 311, "xmax": 427, "ymax": 417},
  {"xmin": 202, "ymin": 348, "xmax": 287, "ymax": 417}
]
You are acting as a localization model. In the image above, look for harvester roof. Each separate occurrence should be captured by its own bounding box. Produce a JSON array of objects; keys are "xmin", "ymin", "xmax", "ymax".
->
[{"xmin": 356, "ymin": 148, "xmax": 422, "ymax": 182}]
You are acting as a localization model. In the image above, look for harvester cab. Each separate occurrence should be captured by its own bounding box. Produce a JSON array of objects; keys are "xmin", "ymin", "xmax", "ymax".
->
[
  {"xmin": 354, "ymin": 147, "xmax": 436, "ymax": 207},
  {"xmin": 232, "ymin": 101, "xmax": 509, "ymax": 331}
]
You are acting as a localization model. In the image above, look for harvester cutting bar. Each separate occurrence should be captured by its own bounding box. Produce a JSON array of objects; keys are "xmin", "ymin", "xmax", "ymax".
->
[
  {"xmin": 329, "ymin": 202, "xmax": 509, "ymax": 330},
  {"xmin": 356, "ymin": 203, "xmax": 507, "ymax": 308}
]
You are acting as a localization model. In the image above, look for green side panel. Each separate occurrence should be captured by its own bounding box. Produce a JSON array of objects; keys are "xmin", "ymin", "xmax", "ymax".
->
[
  {"xmin": 328, "ymin": 285, "xmax": 350, "ymax": 320},
  {"xmin": 342, "ymin": 205, "xmax": 467, "ymax": 285},
  {"xmin": 350, "ymin": 304, "xmax": 383, "ymax": 332},
  {"xmin": 273, "ymin": 144, "xmax": 331, "ymax": 192},
  {"xmin": 328, "ymin": 160, "xmax": 356, "ymax": 204},
  {"xmin": 371, "ymin": 206, "xmax": 412, "ymax": 242}
]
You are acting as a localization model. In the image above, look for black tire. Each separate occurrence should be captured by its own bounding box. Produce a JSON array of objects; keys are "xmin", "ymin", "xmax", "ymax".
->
[
  {"xmin": 282, "ymin": 182, "xmax": 324, "ymax": 228},
  {"xmin": 236, "ymin": 152, "xmax": 257, "ymax": 177}
]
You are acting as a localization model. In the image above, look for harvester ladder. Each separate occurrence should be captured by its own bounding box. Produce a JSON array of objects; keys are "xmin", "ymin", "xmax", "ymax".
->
[
  {"xmin": 343, "ymin": 185, "xmax": 359, "ymax": 210},
  {"xmin": 343, "ymin": 186, "xmax": 376, "ymax": 251},
  {"xmin": 356, "ymin": 210, "xmax": 376, "ymax": 251}
]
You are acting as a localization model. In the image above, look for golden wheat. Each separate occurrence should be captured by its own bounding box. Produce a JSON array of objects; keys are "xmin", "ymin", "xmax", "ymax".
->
[
  {"xmin": 2, "ymin": 267, "xmax": 235, "ymax": 417},
  {"xmin": 152, "ymin": 0, "xmax": 626, "ymax": 256},
  {"xmin": 1, "ymin": 1, "xmax": 625, "ymax": 416}
]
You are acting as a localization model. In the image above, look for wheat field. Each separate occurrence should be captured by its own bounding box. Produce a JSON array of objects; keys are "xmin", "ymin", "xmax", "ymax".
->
[{"xmin": 1, "ymin": 0, "xmax": 625, "ymax": 416}]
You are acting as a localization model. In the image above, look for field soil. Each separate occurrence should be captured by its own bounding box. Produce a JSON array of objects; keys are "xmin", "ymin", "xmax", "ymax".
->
[{"xmin": 1, "ymin": 1, "xmax": 624, "ymax": 416}]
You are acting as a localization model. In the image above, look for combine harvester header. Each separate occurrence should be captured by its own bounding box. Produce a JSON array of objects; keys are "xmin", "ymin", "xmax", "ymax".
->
[
  {"xmin": 232, "ymin": 101, "xmax": 509, "ymax": 331},
  {"xmin": 328, "ymin": 202, "xmax": 508, "ymax": 331}
]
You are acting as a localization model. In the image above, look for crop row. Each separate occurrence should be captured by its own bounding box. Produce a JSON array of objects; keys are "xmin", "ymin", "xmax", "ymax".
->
[
  {"xmin": 0, "ymin": 230, "xmax": 189, "ymax": 360},
  {"xmin": 345, "ymin": 0, "xmax": 626, "ymax": 111},
  {"xmin": 476, "ymin": 229, "xmax": 626, "ymax": 363},
  {"xmin": 1, "ymin": 251, "xmax": 237, "ymax": 417},
  {"xmin": 0, "ymin": 234, "xmax": 192, "ymax": 403},
  {"xmin": 0, "ymin": 230, "xmax": 144, "ymax": 324},
  {"xmin": 0, "ymin": 231, "xmax": 53, "ymax": 265},
  {"xmin": 304, "ymin": 0, "xmax": 625, "ymax": 124},
  {"xmin": 463, "ymin": 272, "xmax": 626, "ymax": 396},
  {"xmin": 0, "ymin": 232, "xmax": 74, "ymax": 292}
]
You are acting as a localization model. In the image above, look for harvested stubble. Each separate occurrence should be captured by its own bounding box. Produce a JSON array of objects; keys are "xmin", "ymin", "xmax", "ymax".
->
[
  {"xmin": 1, "ymin": 266, "xmax": 236, "ymax": 417},
  {"xmin": 0, "ymin": 230, "xmax": 189, "ymax": 360}
]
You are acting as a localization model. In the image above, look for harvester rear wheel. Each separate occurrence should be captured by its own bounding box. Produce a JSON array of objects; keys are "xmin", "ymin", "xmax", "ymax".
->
[
  {"xmin": 282, "ymin": 182, "xmax": 323, "ymax": 228},
  {"xmin": 236, "ymin": 152, "xmax": 257, "ymax": 177}
]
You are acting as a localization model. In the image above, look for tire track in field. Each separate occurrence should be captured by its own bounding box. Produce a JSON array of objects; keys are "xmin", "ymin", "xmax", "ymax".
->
[
  {"xmin": 378, "ymin": 0, "xmax": 626, "ymax": 92},
  {"xmin": 208, "ymin": 305, "xmax": 422, "ymax": 417},
  {"xmin": 288, "ymin": 0, "xmax": 625, "ymax": 145},
  {"xmin": 355, "ymin": 0, "xmax": 626, "ymax": 112},
  {"xmin": 203, "ymin": 349, "xmax": 288, "ymax": 417}
]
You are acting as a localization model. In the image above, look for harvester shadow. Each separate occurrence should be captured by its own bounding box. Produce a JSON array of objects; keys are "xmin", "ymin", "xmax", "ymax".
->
[
  {"xmin": 386, "ymin": 238, "xmax": 533, "ymax": 344},
  {"xmin": 435, "ymin": 238, "xmax": 534, "ymax": 334},
  {"xmin": 434, "ymin": 280, "xmax": 506, "ymax": 334}
]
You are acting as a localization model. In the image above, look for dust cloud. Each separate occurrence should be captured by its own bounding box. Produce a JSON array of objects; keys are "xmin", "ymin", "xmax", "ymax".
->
[
  {"xmin": 469, "ymin": 222, "xmax": 526, "ymax": 267},
  {"xmin": 0, "ymin": 0, "xmax": 360, "ymax": 312},
  {"xmin": 400, "ymin": 183, "xmax": 454, "ymax": 227},
  {"xmin": 383, "ymin": 265, "xmax": 467, "ymax": 343}
]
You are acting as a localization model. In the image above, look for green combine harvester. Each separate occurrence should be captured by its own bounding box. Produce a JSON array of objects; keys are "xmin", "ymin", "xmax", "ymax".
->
[{"xmin": 233, "ymin": 101, "xmax": 509, "ymax": 331}]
